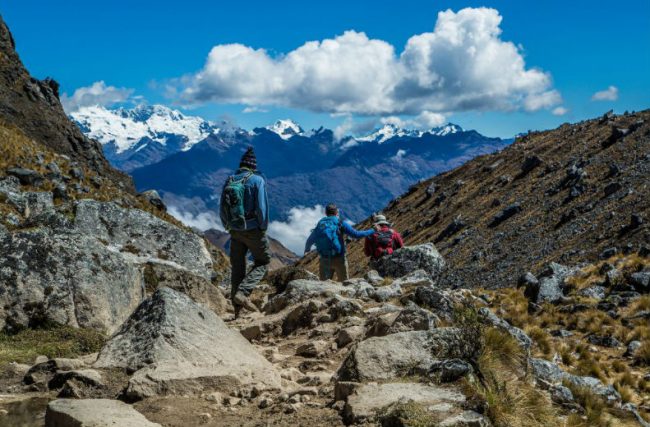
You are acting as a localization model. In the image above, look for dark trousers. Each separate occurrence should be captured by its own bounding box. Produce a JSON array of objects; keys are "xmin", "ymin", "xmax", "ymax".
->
[
  {"xmin": 230, "ymin": 228, "xmax": 271, "ymax": 299},
  {"xmin": 319, "ymin": 255, "xmax": 348, "ymax": 282}
]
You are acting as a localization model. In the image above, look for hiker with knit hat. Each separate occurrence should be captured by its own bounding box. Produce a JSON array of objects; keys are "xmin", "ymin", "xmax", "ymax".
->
[
  {"xmin": 304, "ymin": 203, "xmax": 378, "ymax": 281},
  {"xmin": 220, "ymin": 146, "xmax": 270, "ymax": 317},
  {"xmin": 364, "ymin": 213, "xmax": 404, "ymax": 266}
]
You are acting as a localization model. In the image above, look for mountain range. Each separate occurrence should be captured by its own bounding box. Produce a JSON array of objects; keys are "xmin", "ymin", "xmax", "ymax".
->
[{"xmin": 71, "ymin": 105, "xmax": 511, "ymax": 224}]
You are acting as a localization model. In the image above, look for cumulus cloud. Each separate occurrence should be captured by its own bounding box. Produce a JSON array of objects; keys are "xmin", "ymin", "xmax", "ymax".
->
[
  {"xmin": 167, "ymin": 205, "xmax": 223, "ymax": 231},
  {"xmin": 61, "ymin": 81, "xmax": 133, "ymax": 112},
  {"xmin": 268, "ymin": 205, "xmax": 325, "ymax": 254},
  {"xmin": 591, "ymin": 86, "xmax": 619, "ymax": 101},
  {"xmin": 176, "ymin": 7, "xmax": 560, "ymax": 116},
  {"xmin": 552, "ymin": 106, "xmax": 569, "ymax": 116}
]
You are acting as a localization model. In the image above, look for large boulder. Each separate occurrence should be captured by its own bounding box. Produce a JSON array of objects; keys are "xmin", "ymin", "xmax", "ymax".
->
[
  {"xmin": 373, "ymin": 243, "xmax": 446, "ymax": 280},
  {"xmin": 73, "ymin": 200, "xmax": 212, "ymax": 280},
  {"xmin": 337, "ymin": 328, "xmax": 479, "ymax": 382},
  {"xmin": 45, "ymin": 399, "xmax": 160, "ymax": 427},
  {"xmin": 0, "ymin": 198, "xmax": 221, "ymax": 333},
  {"xmin": 0, "ymin": 228, "xmax": 143, "ymax": 333},
  {"xmin": 94, "ymin": 288, "xmax": 281, "ymax": 399}
]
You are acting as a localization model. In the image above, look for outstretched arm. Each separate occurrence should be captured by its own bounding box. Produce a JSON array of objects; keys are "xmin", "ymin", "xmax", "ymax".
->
[{"xmin": 341, "ymin": 221, "xmax": 375, "ymax": 239}]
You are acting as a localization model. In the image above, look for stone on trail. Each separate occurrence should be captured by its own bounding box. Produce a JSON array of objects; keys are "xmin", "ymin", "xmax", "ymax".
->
[
  {"xmin": 45, "ymin": 398, "xmax": 160, "ymax": 427},
  {"xmin": 372, "ymin": 243, "xmax": 446, "ymax": 280},
  {"xmin": 337, "ymin": 328, "xmax": 479, "ymax": 382},
  {"xmin": 343, "ymin": 382, "xmax": 467, "ymax": 424},
  {"xmin": 94, "ymin": 287, "xmax": 281, "ymax": 399}
]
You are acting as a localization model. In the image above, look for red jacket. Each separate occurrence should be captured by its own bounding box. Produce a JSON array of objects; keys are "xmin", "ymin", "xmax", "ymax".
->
[{"xmin": 364, "ymin": 225, "xmax": 404, "ymax": 259}]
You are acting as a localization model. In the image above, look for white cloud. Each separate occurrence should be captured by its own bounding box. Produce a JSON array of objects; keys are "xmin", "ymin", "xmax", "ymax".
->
[
  {"xmin": 167, "ymin": 205, "xmax": 223, "ymax": 231},
  {"xmin": 414, "ymin": 111, "xmax": 446, "ymax": 128},
  {"xmin": 552, "ymin": 106, "xmax": 569, "ymax": 116},
  {"xmin": 242, "ymin": 106, "xmax": 268, "ymax": 113},
  {"xmin": 61, "ymin": 81, "xmax": 133, "ymax": 112},
  {"xmin": 391, "ymin": 149, "xmax": 407, "ymax": 162},
  {"xmin": 591, "ymin": 86, "xmax": 619, "ymax": 101},
  {"xmin": 177, "ymin": 7, "xmax": 559, "ymax": 116},
  {"xmin": 268, "ymin": 205, "xmax": 325, "ymax": 254},
  {"xmin": 523, "ymin": 90, "xmax": 562, "ymax": 111}
]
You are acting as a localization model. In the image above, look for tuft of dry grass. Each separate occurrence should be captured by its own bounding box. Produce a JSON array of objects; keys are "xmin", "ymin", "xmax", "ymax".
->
[{"xmin": 463, "ymin": 328, "xmax": 558, "ymax": 427}]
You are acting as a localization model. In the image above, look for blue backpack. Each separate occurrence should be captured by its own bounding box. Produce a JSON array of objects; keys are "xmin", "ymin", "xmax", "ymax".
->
[{"xmin": 313, "ymin": 216, "xmax": 343, "ymax": 257}]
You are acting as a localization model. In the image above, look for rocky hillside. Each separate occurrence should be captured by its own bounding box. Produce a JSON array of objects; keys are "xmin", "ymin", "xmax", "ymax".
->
[
  {"xmin": 204, "ymin": 228, "xmax": 298, "ymax": 270},
  {"xmin": 319, "ymin": 110, "xmax": 650, "ymax": 287},
  {"xmin": 0, "ymin": 15, "xmax": 131, "ymax": 190}
]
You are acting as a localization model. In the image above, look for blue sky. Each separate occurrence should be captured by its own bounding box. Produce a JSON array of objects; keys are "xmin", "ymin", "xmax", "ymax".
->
[{"xmin": 3, "ymin": 0, "xmax": 649, "ymax": 138}]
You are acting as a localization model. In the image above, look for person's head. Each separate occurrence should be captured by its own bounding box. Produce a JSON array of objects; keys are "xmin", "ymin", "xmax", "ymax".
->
[
  {"xmin": 239, "ymin": 146, "xmax": 257, "ymax": 170},
  {"xmin": 373, "ymin": 214, "xmax": 390, "ymax": 227},
  {"xmin": 325, "ymin": 203, "xmax": 338, "ymax": 217}
]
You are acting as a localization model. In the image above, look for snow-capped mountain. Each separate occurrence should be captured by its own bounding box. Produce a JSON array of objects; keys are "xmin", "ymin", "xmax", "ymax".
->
[
  {"xmin": 355, "ymin": 123, "xmax": 463, "ymax": 144},
  {"xmin": 264, "ymin": 119, "xmax": 304, "ymax": 140},
  {"xmin": 70, "ymin": 105, "xmax": 220, "ymax": 171},
  {"xmin": 72, "ymin": 104, "xmax": 216, "ymax": 153}
]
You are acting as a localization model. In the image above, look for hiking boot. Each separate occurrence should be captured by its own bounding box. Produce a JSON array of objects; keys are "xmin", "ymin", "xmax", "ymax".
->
[{"xmin": 233, "ymin": 291, "xmax": 259, "ymax": 314}]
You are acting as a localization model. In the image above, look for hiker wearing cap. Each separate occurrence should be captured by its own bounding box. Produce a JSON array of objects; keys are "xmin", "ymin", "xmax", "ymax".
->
[
  {"xmin": 364, "ymin": 214, "xmax": 404, "ymax": 267},
  {"xmin": 220, "ymin": 146, "xmax": 270, "ymax": 317},
  {"xmin": 304, "ymin": 203, "xmax": 378, "ymax": 281}
]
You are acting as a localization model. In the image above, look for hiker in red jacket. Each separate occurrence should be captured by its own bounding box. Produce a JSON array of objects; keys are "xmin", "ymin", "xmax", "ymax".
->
[{"xmin": 364, "ymin": 214, "xmax": 404, "ymax": 266}]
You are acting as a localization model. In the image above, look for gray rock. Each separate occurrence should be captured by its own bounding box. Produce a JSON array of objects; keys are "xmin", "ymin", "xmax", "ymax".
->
[
  {"xmin": 517, "ymin": 272, "xmax": 538, "ymax": 289},
  {"xmin": 430, "ymin": 358, "xmax": 473, "ymax": 383},
  {"xmin": 7, "ymin": 167, "xmax": 44, "ymax": 186},
  {"xmin": 364, "ymin": 270, "xmax": 383, "ymax": 286},
  {"xmin": 549, "ymin": 385, "xmax": 574, "ymax": 405},
  {"xmin": 414, "ymin": 286, "xmax": 455, "ymax": 321},
  {"xmin": 578, "ymin": 285, "xmax": 607, "ymax": 300},
  {"xmin": 73, "ymin": 200, "xmax": 212, "ymax": 280},
  {"xmin": 478, "ymin": 308, "xmax": 532, "ymax": 351},
  {"xmin": 529, "ymin": 358, "xmax": 620, "ymax": 403},
  {"xmin": 0, "ymin": 198, "xmax": 218, "ymax": 333},
  {"xmin": 141, "ymin": 189, "xmax": 165, "ymax": 211},
  {"xmin": 265, "ymin": 279, "xmax": 370, "ymax": 314},
  {"xmin": 337, "ymin": 328, "xmax": 479, "ymax": 382},
  {"xmin": 94, "ymin": 288, "xmax": 281, "ymax": 399},
  {"xmin": 630, "ymin": 271, "xmax": 650, "ymax": 292},
  {"xmin": 344, "ymin": 382, "xmax": 466, "ymax": 424},
  {"xmin": 372, "ymin": 282, "xmax": 402, "ymax": 302},
  {"xmin": 489, "ymin": 203, "xmax": 522, "ymax": 228},
  {"xmin": 625, "ymin": 340, "xmax": 642, "ymax": 357},
  {"xmin": 387, "ymin": 304, "xmax": 439, "ymax": 334},
  {"xmin": 604, "ymin": 269, "xmax": 624, "ymax": 287},
  {"xmin": 1, "ymin": 229, "xmax": 143, "ymax": 333},
  {"xmin": 296, "ymin": 340, "xmax": 328, "ymax": 358},
  {"xmin": 587, "ymin": 334, "xmax": 621, "ymax": 348},
  {"xmin": 45, "ymin": 399, "xmax": 160, "ymax": 427},
  {"xmin": 48, "ymin": 369, "xmax": 104, "ymax": 390},
  {"xmin": 439, "ymin": 410, "xmax": 491, "ymax": 427},
  {"xmin": 524, "ymin": 262, "xmax": 575, "ymax": 304},
  {"xmin": 336, "ymin": 325, "xmax": 365, "ymax": 348},
  {"xmin": 372, "ymin": 243, "xmax": 445, "ymax": 280}
]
